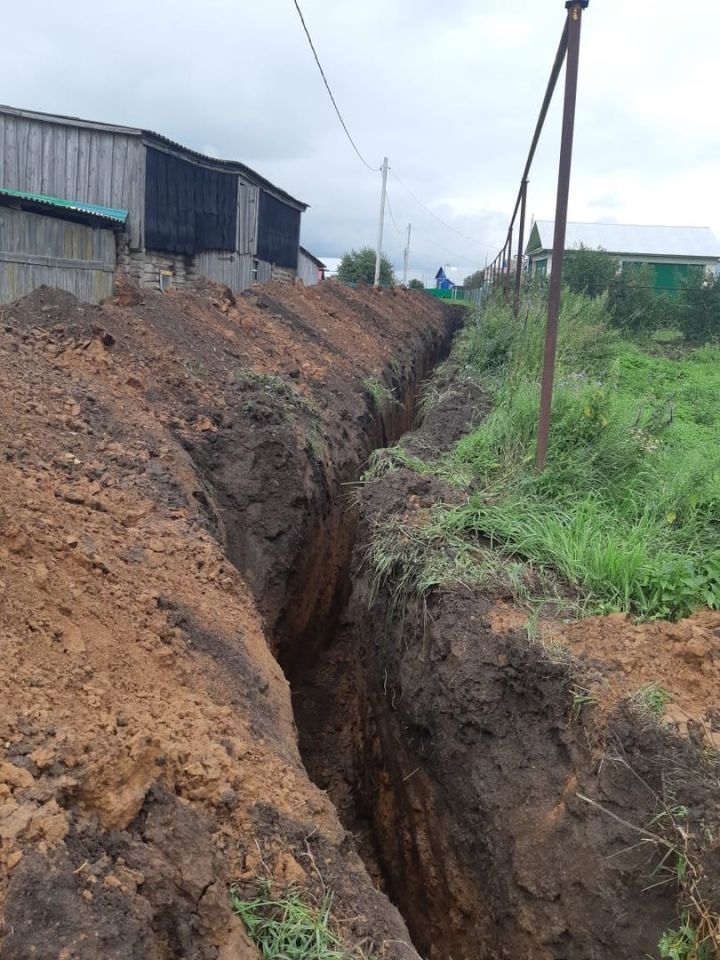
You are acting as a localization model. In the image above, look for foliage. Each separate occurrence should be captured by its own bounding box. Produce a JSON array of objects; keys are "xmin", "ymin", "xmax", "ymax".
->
[
  {"xmin": 337, "ymin": 247, "xmax": 394, "ymax": 286},
  {"xmin": 463, "ymin": 269, "xmax": 485, "ymax": 289},
  {"xmin": 563, "ymin": 244, "xmax": 618, "ymax": 297},
  {"xmin": 677, "ymin": 274, "xmax": 720, "ymax": 344},
  {"xmin": 658, "ymin": 912, "xmax": 714, "ymax": 960},
  {"xmin": 232, "ymin": 883, "xmax": 373, "ymax": 960},
  {"xmin": 408, "ymin": 278, "xmax": 424, "ymax": 290}
]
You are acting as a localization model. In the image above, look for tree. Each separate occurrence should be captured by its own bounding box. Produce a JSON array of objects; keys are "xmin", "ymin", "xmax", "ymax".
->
[
  {"xmin": 563, "ymin": 245, "xmax": 618, "ymax": 297},
  {"xmin": 337, "ymin": 247, "xmax": 395, "ymax": 286},
  {"xmin": 408, "ymin": 278, "xmax": 424, "ymax": 290},
  {"xmin": 464, "ymin": 269, "xmax": 485, "ymax": 289}
]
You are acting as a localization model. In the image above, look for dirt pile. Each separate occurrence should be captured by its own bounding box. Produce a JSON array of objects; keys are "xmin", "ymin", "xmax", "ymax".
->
[
  {"xmin": 0, "ymin": 280, "xmax": 462, "ymax": 959},
  {"xmin": 295, "ymin": 381, "xmax": 720, "ymax": 960}
]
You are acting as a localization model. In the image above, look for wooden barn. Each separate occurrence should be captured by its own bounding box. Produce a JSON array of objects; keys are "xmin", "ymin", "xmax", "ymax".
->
[{"xmin": 0, "ymin": 104, "xmax": 309, "ymax": 303}]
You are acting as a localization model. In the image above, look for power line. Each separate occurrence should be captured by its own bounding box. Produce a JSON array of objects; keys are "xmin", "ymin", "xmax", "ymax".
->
[
  {"xmin": 384, "ymin": 190, "xmax": 404, "ymax": 237},
  {"xmin": 291, "ymin": 0, "xmax": 380, "ymax": 172},
  {"xmin": 387, "ymin": 187, "xmax": 484, "ymax": 265},
  {"xmin": 388, "ymin": 168, "xmax": 496, "ymax": 254}
]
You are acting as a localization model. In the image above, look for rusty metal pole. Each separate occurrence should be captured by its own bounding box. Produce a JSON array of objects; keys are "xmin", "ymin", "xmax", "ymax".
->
[
  {"xmin": 535, "ymin": 0, "xmax": 588, "ymax": 471},
  {"xmin": 503, "ymin": 228, "xmax": 513, "ymax": 304},
  {"xmin": 513, "ymin": 180, "xmax": 528, "ymax": 318}
]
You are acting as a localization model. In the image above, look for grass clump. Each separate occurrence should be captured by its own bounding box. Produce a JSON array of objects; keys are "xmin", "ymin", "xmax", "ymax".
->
[
  {"xmin": 232, "ymin": 882, "xmax": 372, "ymax": 960},
  {"xmin": 438, "ymin": 289, "xmax": 720, "ymax": 620},
  {"xmin": 631, "ymin": 681, "xmax": 673, "ymax": 719},
  {"xmin": 659, "ymin": 912, "xmax": 714, "ymax": 960},
  {"xmin": 364, "ymin": 375, "xmax": 395, "ymax": 409}
]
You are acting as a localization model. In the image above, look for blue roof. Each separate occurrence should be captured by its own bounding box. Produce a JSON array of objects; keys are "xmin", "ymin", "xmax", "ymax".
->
[{"xmin": 0, "ymin": 187, "xmax": 128, "ymax": 225}]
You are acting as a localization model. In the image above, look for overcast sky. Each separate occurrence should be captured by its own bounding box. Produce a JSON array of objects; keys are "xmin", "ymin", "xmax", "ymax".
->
[{"xmin": 2, "ymin": 0, "xmax": 719, "ymax": 282}]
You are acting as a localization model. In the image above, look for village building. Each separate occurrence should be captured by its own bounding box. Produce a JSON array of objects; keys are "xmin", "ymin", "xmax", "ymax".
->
[
  {"xmin": 0, "ymin": 104, "xmax": 323, "ymax": 304},
  {"xmin": 526, "ymin": 220, "xmax": 720, "ymax": 293}
]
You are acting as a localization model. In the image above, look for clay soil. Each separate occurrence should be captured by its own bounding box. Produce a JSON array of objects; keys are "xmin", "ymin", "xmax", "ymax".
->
[{"xmin": 0, "ymin": 279, "xmax": 461, "ymax": 960}]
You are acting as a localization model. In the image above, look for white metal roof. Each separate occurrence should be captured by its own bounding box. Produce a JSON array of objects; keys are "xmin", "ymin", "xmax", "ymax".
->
[{"xmin": 528, "ymin": 221, "xmax": 720, "ymax": 260}]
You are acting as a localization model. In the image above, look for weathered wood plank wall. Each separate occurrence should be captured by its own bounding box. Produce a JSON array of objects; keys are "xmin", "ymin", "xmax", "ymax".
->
[
  {"xmin": 0, "ymin": 206, "xmax": 115, "ymax": 304},
  {"xmin": 0, "ymin": 113, "xmax": 145, "ymax": 248},
  {"xmin": 296, "ymin": 249, "xmax": 321, "ymax": 286}
]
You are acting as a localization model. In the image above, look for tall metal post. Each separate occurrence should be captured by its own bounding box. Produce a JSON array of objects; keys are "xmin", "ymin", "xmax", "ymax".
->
[
  {"xmin": 374, "ymin": 156, "xmax": 389, "ymax": 288},
  {"xmin": 513, "ymin": 180, "xmax": 528, "ymax": 318},
  {"xmin": 535, "ymin": 0, "xmax": 588, "ymax": 471},
  {"xmin": 402, "ymin": 223, "xmax": 412, "ymax": 286},
  {"xmin": 503, "ymin": 228, "xmax": 513, "ymax": 304}
]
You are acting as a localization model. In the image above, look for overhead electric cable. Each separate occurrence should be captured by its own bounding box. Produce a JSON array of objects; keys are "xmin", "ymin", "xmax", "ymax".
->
[
  {"xmin": 384, "ymin": 191, "xmax": 405, "ymax": 236},
  {"xmin": 389, "ymin": 168, "xmax": 496, "ymax": 254},
  {"xmin": 291, "ymin": 0, "xmax": 380, "ymax": 172}
]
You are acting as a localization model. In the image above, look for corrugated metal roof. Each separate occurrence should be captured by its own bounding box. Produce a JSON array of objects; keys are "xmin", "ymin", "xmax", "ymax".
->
[
  {"xmin": 0, "ymin": 187, "xmax": 128, "ymax": 224},
  {"xmin": 528, "ymin": 221, "xmax": 720, "ymax": 259},
  {"xmin": 299, "ymin": 246, "xmax": 326, "ymax": 268},
  {"xmin": 0, "ymin": 104, "xmax": 308, "ymax": 211}
]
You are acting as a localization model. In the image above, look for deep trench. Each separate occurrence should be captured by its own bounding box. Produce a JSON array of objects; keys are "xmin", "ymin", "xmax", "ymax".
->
[{"xmin": 274, "ymin": 342, "xmax": 460, "ymax": 959}]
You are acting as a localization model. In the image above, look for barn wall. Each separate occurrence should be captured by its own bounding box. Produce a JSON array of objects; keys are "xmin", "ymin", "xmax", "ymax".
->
[
  {"xmin": 0, "ymin": 206, "xmax": 115, "ymax": 304},
  {"xmin": 0, "ymin": 111, "xmax": 145, "ymax": 248},
  {"xmin": 144, "ymin": 147, "xmax": 238, "ymax": 255},
  {"xmin": 256, "ymin": 190, "xmax": 301, "ymax": 269},
  {"xmin": 297, "ymin": 249, "xmax": 321, "ymax": 286},
  {"xmin": 122, "ymin": 246, "xmax": 273, "ymax": 293}
]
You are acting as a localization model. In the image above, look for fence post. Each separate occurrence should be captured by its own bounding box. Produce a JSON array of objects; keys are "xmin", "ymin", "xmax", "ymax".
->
[
  {"xmin": 513, "ymin": 180, "xmax": 528, "ymax": 318},
  {"xmin": 535, "ymin": 0, "xmax": 588, "ymax": 471},
  {"xmin": 503, "ymin": 228, "xmax": 513, "ymax": 304}
]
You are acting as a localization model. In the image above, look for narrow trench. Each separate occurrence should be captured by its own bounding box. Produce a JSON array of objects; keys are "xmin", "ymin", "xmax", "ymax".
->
[{"xmin": 275, "ymin": 360, "xmax": 455, "ymax": 958}]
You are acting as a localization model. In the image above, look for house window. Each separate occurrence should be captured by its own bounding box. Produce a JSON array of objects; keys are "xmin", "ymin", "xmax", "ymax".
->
[
  {"xmin": 159, "ymin": 270, "xmax": 173, "ymax": 293},
  {"xmin": 252, "ymin": 259, "xmax": 260, "ymax": 282}
]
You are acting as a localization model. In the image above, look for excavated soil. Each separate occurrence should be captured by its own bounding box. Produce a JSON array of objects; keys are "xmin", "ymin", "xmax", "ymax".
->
[
  {"xmin": 295, "ymin": 381, "xmax": 720, "ymax": 960},
  {"xmin": 3, "ymin": 275, "xmax": 718, "ymax": 960},
  {"xmin": 0, "ymin": 279, "xmax": 462, "ymax": 960}
]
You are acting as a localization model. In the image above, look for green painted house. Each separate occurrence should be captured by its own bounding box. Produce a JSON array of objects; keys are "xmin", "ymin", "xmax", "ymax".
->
[{"xmin": 525, "ymin": 221, "xmax": 720, "ymax": 293}]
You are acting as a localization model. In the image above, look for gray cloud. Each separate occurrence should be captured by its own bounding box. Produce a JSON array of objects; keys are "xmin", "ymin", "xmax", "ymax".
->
[{"xmin": 2, "ymin": 0, "xmax": 718, "ymax": 282}]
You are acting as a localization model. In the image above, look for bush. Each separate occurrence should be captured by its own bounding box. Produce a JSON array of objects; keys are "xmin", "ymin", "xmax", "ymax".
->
[
  {"xmin": 678, "ymin": 274, "xmax": 720, "ymax": 343},
  {"xmin": 563, "ymin": 245, "xmax": 618, "ymax": 297},
  {"xmin": 408, "ymin": 278, "xmax": 424, "ymax": 290},
  {"xmin": 337, "ymin": 247, "xmax": 395, "ymax": 286}
]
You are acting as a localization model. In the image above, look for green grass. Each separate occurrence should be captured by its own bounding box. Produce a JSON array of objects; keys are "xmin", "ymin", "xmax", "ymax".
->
[
  {"xmin": 436, "ymin": 291, "xmax": 720, "ymax": 620},
  {"xmin": 363, "ymin": 375, "xmax": 395, "ymax": 409},
  {"xmin": 364, "ymin": 288, "xmax": 720, "ymax": 620},
  {"xmin": 232, "ymin": 883, "xmax": 374, "ymax": 960},
  {"xmin": 658, "ymin": 913, "xmax": 714, "ymax": 960},
  {"xmin": 632, "ymin": 681, "xmax": 673, "ymax": 719}
]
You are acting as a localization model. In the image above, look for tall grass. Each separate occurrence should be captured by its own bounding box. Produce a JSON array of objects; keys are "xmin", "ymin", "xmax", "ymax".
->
[{"xmin": 440, "ymin": 289, "xmax": 720, "ymax": 619}]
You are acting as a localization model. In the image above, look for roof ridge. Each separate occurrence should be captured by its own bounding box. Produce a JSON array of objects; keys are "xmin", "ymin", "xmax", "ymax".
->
[{"xmin": 537, "ymin": 219, "xmax": 714, "ymax": 230}]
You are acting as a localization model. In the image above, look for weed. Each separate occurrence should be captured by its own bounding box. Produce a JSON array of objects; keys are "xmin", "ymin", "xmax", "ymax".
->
[
  {"xmin": 570, "ymin": 687, "xmax": 597, "ymax": 721},
  {"xmin": 658, "ymin": 912, "xmax": 714, "ymax": 960},
  {"xmin": 364, "ymin": 375, "xmax": 395, "ymax": 409},
  {"xmin": 631, "ymin": 681, "xmax": 672, "ymax": 719},
  {"xmin": 232, "ymin": 881, "xmax": 374, "ymax": 960}
]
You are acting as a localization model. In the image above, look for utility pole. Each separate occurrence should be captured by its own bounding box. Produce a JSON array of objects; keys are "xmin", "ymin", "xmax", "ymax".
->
[
  {"xmin": 535, "ymin": 0, "xmax": 589, "ymax": 471},
  {"xmin": 402, "ymin": 222, "xmax": 412, "ymax": 286},
  {"xmin": 374, "ymin": 156, "xmax": 389, "ymax": 288}
]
